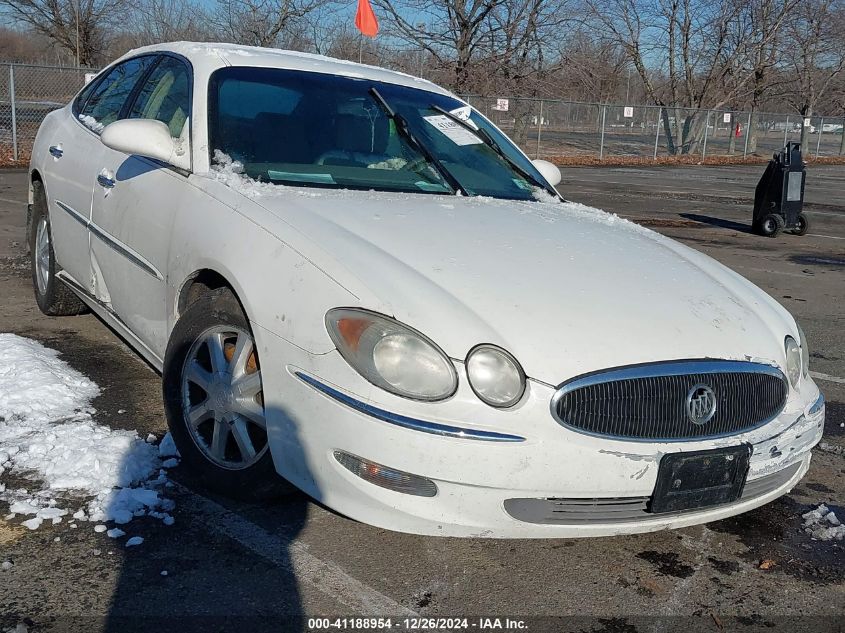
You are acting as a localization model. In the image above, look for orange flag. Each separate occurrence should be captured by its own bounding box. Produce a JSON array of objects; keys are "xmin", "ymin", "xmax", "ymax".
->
[{"xmin": 355, "ymin": 0, "xmax": 379, "ymax": 37}]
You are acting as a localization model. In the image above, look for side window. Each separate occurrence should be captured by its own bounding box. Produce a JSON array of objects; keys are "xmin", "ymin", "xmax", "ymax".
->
[
  {"xmin": 128, "ymin": 57, "xmax": 191, "ymax": 138},
  {"xmin": 217, "ymin": 79, "xmax": 300, "ymax": 119},
  {"xmin": 210, "ymin": 74, "xmax": 303, "ymax": 163},
  {"xmin": 78, "ymin": 56, "xmax": 157, "ymax": 133},
  {"xmin": 72, "ymin": 74, "xmax": 101, "ymax": 115}
]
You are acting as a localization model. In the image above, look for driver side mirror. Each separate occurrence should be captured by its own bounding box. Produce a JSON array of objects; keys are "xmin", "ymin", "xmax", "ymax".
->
[
  {"xmin": 531, "ymin": 159, "xmax": 561, "ymax": 187},
  {"xmin": 100, "ymin": 119, "xmax": 190, "ymax": 171}
]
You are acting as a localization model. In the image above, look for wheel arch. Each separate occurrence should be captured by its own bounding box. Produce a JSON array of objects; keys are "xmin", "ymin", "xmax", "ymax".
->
[
  {"xmin": 29, "ymin": 168, "xmax": 43, "ymax": 203},
  {"xmin": 175, "ymin": 267, "xmax": 257, "ymax": 330},
  {"xmin": 27, "ymin": 169, "xmax": 45, "ymax": 249}
]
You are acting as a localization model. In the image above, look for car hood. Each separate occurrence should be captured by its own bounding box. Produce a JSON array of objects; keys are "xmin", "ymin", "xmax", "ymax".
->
[{"xmin": 250, "ymin": 188, "xmax": 795, "ymax": 384}]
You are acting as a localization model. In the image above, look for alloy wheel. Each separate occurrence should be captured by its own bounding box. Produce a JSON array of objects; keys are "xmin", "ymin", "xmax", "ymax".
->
[
  {"xmin": 35, "ymin": 216, "xmax": 50, "ymax": 295},
  {"xmin": 181, "ymin": 325, "xmax": 268, "ymax": 469}
]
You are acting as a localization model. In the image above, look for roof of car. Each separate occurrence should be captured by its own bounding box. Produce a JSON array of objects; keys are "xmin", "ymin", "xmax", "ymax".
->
[{"xmin": 118, "ymin": 41, "xmax": 454, "ymax": 97}]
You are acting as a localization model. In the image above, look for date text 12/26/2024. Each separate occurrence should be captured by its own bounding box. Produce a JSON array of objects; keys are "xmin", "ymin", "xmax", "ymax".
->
[{"xmin": 307, "ymin": 618, "xmax": 528, "ymax": 630}]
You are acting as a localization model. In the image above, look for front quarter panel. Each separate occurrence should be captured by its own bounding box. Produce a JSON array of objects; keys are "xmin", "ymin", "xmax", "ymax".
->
[{"xmin": 168, "ymin": 176, "xmax": 356, "ymax": 354}]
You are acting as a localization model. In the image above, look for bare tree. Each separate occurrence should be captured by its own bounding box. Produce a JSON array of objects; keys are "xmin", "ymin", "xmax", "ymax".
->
[
  {"xmin": 0, "ymin": 0, "xmax": 129, "ymax": 65},
  {"xmin": 779, "ymin": 0, "xmax": 845, "ymax": 151},
  {"xmin": 0, "ymin": 26, "xmax": 55, "ymax": 62},
  {"xmin": 722, "ymin": 0, "xmax": 800, "ymax": 152},
  {"xmin": 212, "ymin": 0, "xmax": 321, "ymax": 47},
  {"xmin": 586, "ymin": 0, "xmax": 762, "ymax": 154},
  {"xmin": 372, "ymin": 0, "xmax": 504, "ymax": 92},
  {"xmin": 373, "ymin": 0, "xmax": 570, "ymax": 98},
  {"xmin": 487, "ymin": 0, "xmax": 569, "ymax": 88},
  {"xmin": 557, "ymin": 30, "xmax": 629, "ymax": 103},
  {"xmin": 130, "ymin": 0, "xmax": 213, "ymax": 45}
]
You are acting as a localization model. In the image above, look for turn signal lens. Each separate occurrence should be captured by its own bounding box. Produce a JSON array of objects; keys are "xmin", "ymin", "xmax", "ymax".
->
[
  {"xmin": 334, "ymin": 451, "xmax": 438, "ymax": 497},
  {"xmin": 326, "ymin": 308, "xmax": 457, "ymax": 401}
]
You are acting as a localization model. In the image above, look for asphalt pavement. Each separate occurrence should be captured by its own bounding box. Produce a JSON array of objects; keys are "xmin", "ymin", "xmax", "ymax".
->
[{"xmin": 0, "ymin": 164, "xmax": 843, "ymax": 632}]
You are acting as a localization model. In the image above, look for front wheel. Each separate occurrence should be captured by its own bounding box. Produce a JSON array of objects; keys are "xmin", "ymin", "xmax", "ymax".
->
[
  {"xmin": 162, "ymin": 287, "xmax": 292, "ymax": 500},
  {"xmin": 758, "ymin": 213, "xmax": 784, "ymax": 237}
]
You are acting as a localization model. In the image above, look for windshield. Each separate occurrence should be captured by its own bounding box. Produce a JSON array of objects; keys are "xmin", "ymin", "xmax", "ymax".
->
[{"xmin": 208, "ymin": 67, "xmax": 548, "ymax": 200}]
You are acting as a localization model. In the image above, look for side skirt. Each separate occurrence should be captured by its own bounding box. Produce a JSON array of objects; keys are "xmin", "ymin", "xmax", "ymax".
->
[{"xmin": 56, "ymin": 270, "xmax": 164, "ymax": 373}]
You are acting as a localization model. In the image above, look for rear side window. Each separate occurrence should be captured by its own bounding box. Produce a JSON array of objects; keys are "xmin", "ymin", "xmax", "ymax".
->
[
  {"xmin": 128, "ymin": 56, "xmax": 191, "ymax": 138},
  {"xmin": 78, "ymin": 56, "xmax": 157, "ymax": 133}
]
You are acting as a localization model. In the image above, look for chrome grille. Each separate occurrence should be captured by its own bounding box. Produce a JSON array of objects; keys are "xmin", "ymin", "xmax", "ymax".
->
[
  {"xmin": 552, "ymin": 360, "xmax": 787, "ymax": 441},
  {"xmin": 504, "ymin": 460, "xmax": 803, "ymax": 525}
]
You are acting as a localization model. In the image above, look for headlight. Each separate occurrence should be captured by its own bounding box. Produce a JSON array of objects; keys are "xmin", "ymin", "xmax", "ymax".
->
[
  {"xmin": 784, "ymin": 336, "xmax": 801, "ymax": 388},
  {"xmin": 325, "ymin": 308, "xmax": 457, "ymax": 401},
  {"xmin": 797, "ymin": 323, "xmax": 810, "ymax": 378},
  {"xmin": 466, "ymin": 345, "xmax": 526, "ymax": 408}
]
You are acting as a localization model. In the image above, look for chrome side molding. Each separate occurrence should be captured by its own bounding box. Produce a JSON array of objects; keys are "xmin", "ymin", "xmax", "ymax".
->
[{"xmin": 295, "ymin": 371, "xmax": 525, "ymax": 443}]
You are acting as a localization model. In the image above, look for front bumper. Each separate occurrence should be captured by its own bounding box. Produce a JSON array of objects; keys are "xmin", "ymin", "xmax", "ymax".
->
[{"xmin": 255, "ymin": 326, "xmax": 825, "ymax": 538}]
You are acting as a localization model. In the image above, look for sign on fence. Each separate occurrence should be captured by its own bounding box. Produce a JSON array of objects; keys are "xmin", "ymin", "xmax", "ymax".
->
[
  {"xmin": 723, "ymin": 113, "xmax": 731, "ymax": 123},
  {"xmin": 493, "ymin": 98, "xmax": 509, "ymax": 112}
]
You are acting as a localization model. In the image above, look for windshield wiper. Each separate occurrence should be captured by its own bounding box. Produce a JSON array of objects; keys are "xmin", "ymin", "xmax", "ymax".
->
[
  {"xmin": 430, "ymin": 104, "xmax": 561, "ymax": 200},
  {"xmin": 368, "ymin": 88, "xmax": 465, "ymax": 195}
]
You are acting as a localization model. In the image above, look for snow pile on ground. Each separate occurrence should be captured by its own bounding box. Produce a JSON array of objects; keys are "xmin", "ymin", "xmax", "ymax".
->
[
  {"xmin": 0, "ymin": 334, "xmax": 178, "ymax": 538},
  {"xmin": 802, "ymin": 504, "xmax": 845, "ymax": 541},
  {"xmin": 819, "ymin": 441, "xmax": 845, "ymax": 456}
]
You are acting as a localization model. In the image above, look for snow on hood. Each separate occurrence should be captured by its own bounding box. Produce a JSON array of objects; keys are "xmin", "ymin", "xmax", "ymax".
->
[{"xmin": 209, "ymin": 173, "xmax": 795, "ymax": 383}]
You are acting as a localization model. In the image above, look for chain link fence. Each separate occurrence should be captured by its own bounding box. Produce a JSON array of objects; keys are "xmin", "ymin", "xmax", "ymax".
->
[
  {"xmin": 2, "ymin": 62, "xmax": 845, "ymax": 164},
  {"xmin": 1, "ymin": 63, "xmax": 95, "ymax": 163},
  {"xmin": 465, "ymin": 97, "xmax": 845, "ymax": 161}
]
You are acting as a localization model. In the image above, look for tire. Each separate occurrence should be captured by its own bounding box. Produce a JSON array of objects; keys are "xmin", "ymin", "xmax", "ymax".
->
[
  {"xmin": 162, "ymin": 287, "xmax": 293, "ymax": 500},
  {"xmin": 793, "ymin": 213, "xmax": 810, "ymax": 236},
  {"xmin": 28, "ymin": 180, "xmax": 87, "ymax": 316},
  {"xmin": 759, "ymin": 213, "xmax": 784, "ymax": 237}
]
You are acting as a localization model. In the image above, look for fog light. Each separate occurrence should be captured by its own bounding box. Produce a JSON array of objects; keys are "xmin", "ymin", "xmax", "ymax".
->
[{"xmin": 333, "ymin": 451, "xmax": 438, "ymax": 497}]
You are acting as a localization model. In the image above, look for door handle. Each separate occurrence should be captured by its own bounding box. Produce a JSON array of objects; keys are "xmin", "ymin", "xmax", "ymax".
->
[
  {"xmin": 49, "ymin": 145, "xmax": 63, "ymax": 158},
  {"xmin": 97, "ymin": 173, "xmax": 115, "ymax": 188}
]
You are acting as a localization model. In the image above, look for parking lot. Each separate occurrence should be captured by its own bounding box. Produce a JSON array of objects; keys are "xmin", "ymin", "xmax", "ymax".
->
[{"xmin": 0, "ymin": 164, "xmax": 843, "ymax": 632}]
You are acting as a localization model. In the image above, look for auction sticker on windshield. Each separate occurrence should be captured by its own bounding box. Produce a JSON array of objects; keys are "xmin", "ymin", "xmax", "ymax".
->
[{"xmin": 424, "ymin": 115, "xmax": 484, "ymax": 145}]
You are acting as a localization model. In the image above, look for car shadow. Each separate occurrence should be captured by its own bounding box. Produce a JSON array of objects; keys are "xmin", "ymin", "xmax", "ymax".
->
[
  {"xmin": 102, "ymin": 404, "xmax": 315, "ymax": 632},
  {"xmin": 679, "ymin": 213, "xmax": 756, "ymax": 234},
  {"xmin": 114, "ymin": 156, "xmax": 167, "ymax": 183}
]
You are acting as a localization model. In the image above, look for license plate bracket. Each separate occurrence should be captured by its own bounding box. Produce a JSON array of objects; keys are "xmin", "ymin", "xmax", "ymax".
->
[{"xmin": 650, "ymin": 445, "xmax": 752, "ymax": 514}]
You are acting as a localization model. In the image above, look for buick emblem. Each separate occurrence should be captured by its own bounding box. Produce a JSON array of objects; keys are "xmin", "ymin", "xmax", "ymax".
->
[{"xmin": 686, "ymin": 384, "xmax": 717, "ymax": 425}]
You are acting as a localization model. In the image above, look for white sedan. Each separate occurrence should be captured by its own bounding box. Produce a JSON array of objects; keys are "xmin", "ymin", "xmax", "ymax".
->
[{"xmin": 28, "ymin": 42, "xmax": 825, "ymax": 537}]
